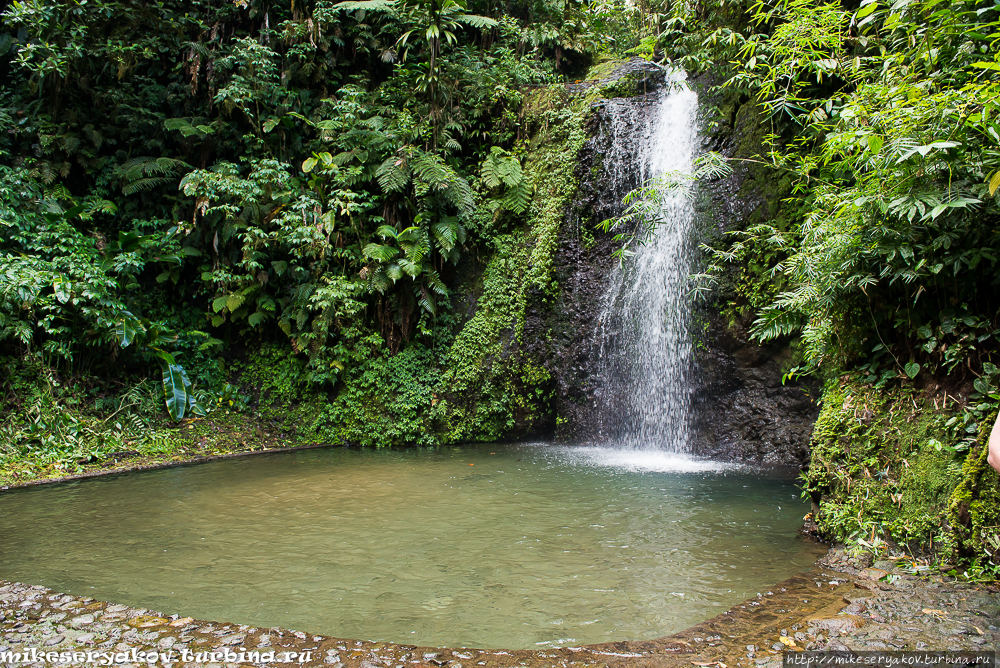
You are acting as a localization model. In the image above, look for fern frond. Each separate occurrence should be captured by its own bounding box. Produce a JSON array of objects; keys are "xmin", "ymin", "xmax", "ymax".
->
[
  {"xmin": 123, "ymin": 177, "xmax": 175, "ymax": 196},
  {"xmin": 454, "ymin": 13, "xmax": 498, "ymax": 29},
  {"xmin": 376, "ymin": 155, "xmax": 411, "ymax": 193},
  {"xmin": 363, "ymin": 243, "xmax": 400, "ymax": 263},
  {"xmin": 418, "ymin": 285, "xmax": 437, "ymax": 317},
  {"xmin": 333, "ymin": 0, "xmax": 397, "ymax": 13},
  {"xmin": 431, "ymin": 217, "xmax": 461, "ymax": 251},
  {"xmin": 423, "ymin": 269, "xmax": 448, "ymax": 296},
  {"xmin": 749, "ymin": 305, "xmax": 805, "ymax": 342}
]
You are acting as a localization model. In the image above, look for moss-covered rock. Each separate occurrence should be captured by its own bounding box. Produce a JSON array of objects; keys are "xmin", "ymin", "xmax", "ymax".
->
[
  {"xmin": 804, "ymin": 376, "xmax": 1000, "ymax": 570},
  {"xmin": 947, "ymin": 419, "xmax": 1000, "ymax": 565}
]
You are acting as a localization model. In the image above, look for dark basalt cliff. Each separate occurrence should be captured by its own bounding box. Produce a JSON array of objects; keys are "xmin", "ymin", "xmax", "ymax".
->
[{"xmin": 526, "ymin": 59, "xmax": 819, "ymax": 465}]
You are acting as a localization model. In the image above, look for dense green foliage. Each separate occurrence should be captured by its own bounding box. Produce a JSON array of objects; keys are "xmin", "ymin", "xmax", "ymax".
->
[
  {"xmin": 0, "ymin": 0, "xmax": 658, "ymax": 476},
  {"xmin": 3, "ymin": 0, "xmax": 1000, "ymax": 573},
  {"xmin": 642, "ymin": 0, "xmax": 1000, "ymax": 569}
]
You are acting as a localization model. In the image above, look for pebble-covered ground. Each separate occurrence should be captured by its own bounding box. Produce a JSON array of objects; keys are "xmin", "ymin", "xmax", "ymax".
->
[{"xmin": 2, "ymin": 548, "xmax": 997, "ymax": 668}]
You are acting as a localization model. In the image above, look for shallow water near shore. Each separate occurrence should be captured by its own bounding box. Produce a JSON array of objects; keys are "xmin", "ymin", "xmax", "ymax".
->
[{"xmin": 0, "ymin": 443, "xmax": 824, "ymax": 649}]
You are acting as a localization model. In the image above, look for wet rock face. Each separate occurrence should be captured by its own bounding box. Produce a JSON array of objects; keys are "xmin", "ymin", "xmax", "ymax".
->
[
  {"xmin": 689, "ymin": 315, "xmax": 819, "ymax": 465},
  {"xmin": 528, "ymin": 61, "xmax": 818, "ymax": 464},
  {"xmin": 525, "ymin": 73, "xmax": 667, "ymax": 443}
]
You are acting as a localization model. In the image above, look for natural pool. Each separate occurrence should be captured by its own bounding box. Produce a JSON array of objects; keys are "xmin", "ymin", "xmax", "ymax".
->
[{"xmin": 0, "ymin": 443, "xmax": 825, "ymax": 649}]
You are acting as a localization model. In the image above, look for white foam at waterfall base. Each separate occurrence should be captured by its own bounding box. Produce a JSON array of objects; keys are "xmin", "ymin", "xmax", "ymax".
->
[{"xmin": 559, "ymin": 446, "xmax": 738, "ymax": 473}]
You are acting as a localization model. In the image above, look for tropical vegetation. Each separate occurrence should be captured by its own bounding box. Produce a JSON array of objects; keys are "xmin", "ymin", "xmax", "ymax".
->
[{"xmin": 2, "ymin": 0, "xmax": 999, "ymax": 571}]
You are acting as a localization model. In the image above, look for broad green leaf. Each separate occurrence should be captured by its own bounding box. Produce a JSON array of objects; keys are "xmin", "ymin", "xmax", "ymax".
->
[
  {"xmin": 904, "ymin": 362, "xmax": 920, "ymax": 379},
  {"xmin": 115, "ymin": 314, "xmax": 140, "ymax": 347},
  {"xmin": 52, "ymin": 276, "xmax": 71, "ymax": 304},
  {"xmin": 989, "ymin": 171, "xmax": 1000, "ymax": 196},
  {"xmin": 161, "ymin": 363, "xmax": 191, "ymax": 421},
  {"xmin": 302, "ymin": 157, "xmax": 318, "ymax": 173},
  {"xmin": 212, "ymin": 295, "xmax": 228, "ymax": 313}
]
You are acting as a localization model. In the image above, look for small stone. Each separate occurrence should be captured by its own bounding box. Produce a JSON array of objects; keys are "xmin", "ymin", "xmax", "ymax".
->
[
  {"xmin": 794, "ymin": 632, "xmax": 808, "ymax": 643},
  {"xmin": 158, "ymin": 636, "xmax": 176, "ymax": 649},
  {"xmin": 807, "ymin": 614, "xmax": 866, "ymax": 634},
  {"xmin": 771, "ymin": 643, "xmax": 784, "ymax": 651},
  {"xmin": 76, "ymin": 633, "xmax": 95, "ymax": 644},
  {"xmin": 44, "ymin": 635, "xmax": 65, "ymax": 646},
  {"xmin": 130, "ymin": 615, "xmax": 169, "ymax": 629},
  {"xmin": 860, "ymin": 568, "xmax": 888, "ymax": 580},
  {"xmin": 71, "ymin": 614, "xmax": 95, "ymax": 626}
]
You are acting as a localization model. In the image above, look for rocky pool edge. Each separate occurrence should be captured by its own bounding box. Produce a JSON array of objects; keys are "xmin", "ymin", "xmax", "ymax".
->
[{"xmin": 2, "ymin": 551, "xmax": 998, "ymax": 668}]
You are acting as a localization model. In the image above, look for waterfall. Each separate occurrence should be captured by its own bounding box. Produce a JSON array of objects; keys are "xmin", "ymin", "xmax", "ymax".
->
[{"xmin": 593, "ymin": 76, "xmax": 700, "ymax": 451}]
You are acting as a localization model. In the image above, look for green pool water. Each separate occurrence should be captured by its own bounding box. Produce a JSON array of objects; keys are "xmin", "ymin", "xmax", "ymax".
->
[{"xmin": 0, "ymin": 443, "xmax": 824, "ymax": 649}]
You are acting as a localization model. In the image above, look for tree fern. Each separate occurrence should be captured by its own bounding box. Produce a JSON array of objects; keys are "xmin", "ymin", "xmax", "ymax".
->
[{"xmin": 118, "ymin": 157, "xmax": 192, "ymax": 196}]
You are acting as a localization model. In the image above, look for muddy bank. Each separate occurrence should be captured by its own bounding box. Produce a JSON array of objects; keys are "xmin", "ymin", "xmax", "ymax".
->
[
  {"xmin": 0, "ymin": 440, "xmax": 333, "ymax": 492},
  {"xmin": 2, "ymin": 550, "xmax": 997, "ymax": 667}
]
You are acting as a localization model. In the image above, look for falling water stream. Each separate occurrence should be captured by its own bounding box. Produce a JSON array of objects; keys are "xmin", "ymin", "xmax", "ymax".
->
[{"xmin": 595, "ymin": 76, "xmax": 700, "ymax": 450}]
